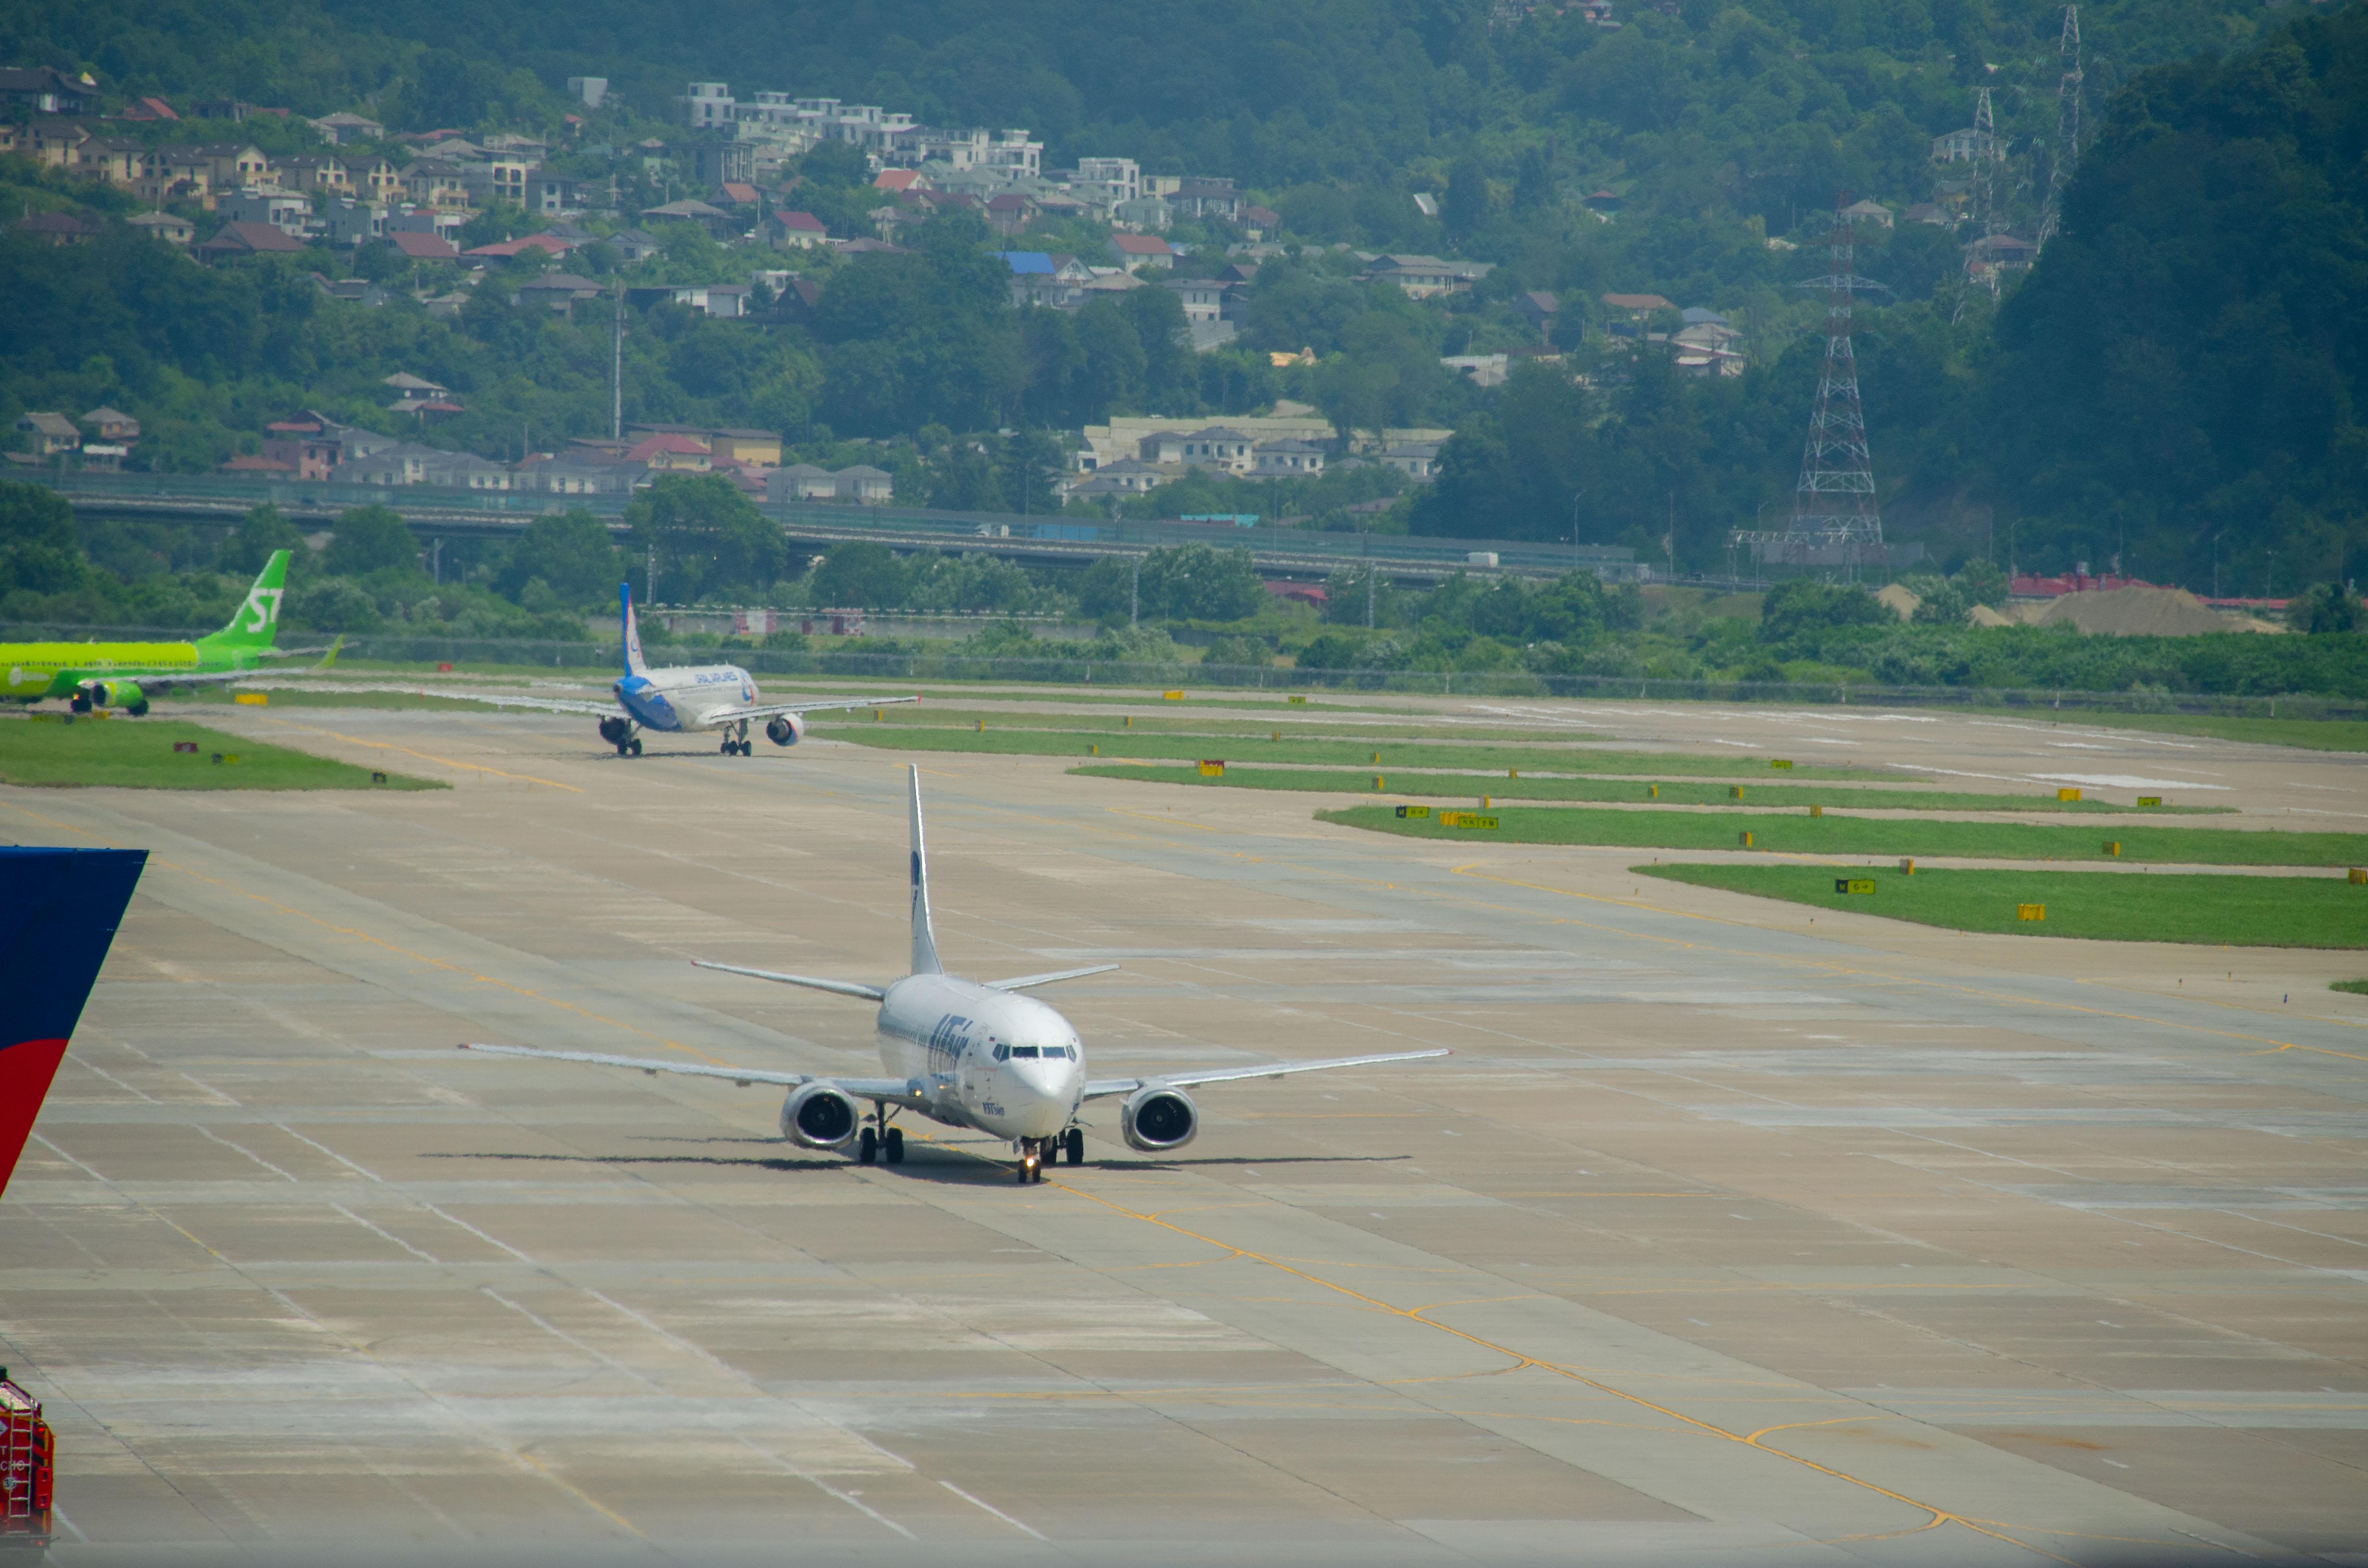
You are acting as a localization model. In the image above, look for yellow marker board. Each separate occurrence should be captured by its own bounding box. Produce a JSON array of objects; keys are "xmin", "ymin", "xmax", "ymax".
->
[
  {"xmin": 1441, "ymin": 812, "xmax": 1499, "ymax": 830},
  {"xmin": 234, "ymin": 692, "xmax": 268, "ymax": 706},
  {"xmin": 2102, "ymin": 840, "xmax": 2120, "ymax": 857},
  {"xmin": 2057, "ymin": 787, "xmax": 2082, "ymax": 802},
  {"xmin": 1729, "ymin": 785, "xmax": 1745, "ymax": 800},
  {"xmin": 1287, "ymin": 694, "xmax": 1306, "ymax": 704},
  {"xmin": 2136, "ymin": 794, "xmax": 2161, "ymax": 806},
  {"xmin": 1394, "ymin": 805, "xmax": 1430, "ymax": 820},
  {"xmin": 1163, "ymin": 690, "xmax": 1184, "ymax": 700},
  {"xmin": 1738, "ymin": 830, "xmax": 1754, "ymax": 848},
  {"xmin": 2017, "ymin": 903, "xmax": 2046, "ymax": 921},
  {"xmin": 1771, "ymin": 759, "xmax": 1792, "ymax": 770},
  {"xmin": 1809, "ymin": 804, "xmax": 1822, "ymax": 818},
  {"xmin": 1198, "ymin": 760, "xmax": 1224, "ymax": 776},
  {"xmin": 1833, "ymin": 878, "xmax": 1875, "ymax": 894}
]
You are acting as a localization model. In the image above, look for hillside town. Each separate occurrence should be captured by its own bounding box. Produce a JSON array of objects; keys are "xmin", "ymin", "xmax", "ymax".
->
[{"xmin": 0, "ymin": 58, "xmax": 1870, "ymax": 507}]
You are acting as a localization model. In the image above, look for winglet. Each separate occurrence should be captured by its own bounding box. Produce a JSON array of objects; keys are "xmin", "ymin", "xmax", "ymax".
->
[
  {"xmin": 317, "ymin": 635, "xmax": 343, "ymax": 672},
  {"xmin": 620, "ymin": 582, "xmax": 649, "ymax": 677},
  {"xmin": 908, "ymin": 765, "xmax": 941, "ymax": 975}
]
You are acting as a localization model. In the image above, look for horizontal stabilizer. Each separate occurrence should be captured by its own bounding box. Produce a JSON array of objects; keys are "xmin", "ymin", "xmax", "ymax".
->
[
  {"xmin": 456, "ymin": 1041, "xmax": 807, "ymax": 1087},
  {"xmin": 691, "ymin": 960, "xmax": 886, "ymax": 1001},
  {"xmin": 986, "ymin": 964, "xmax": 1121, "ymax": 992},
  {"xmin": 1085, "ymin": 1047, "xmax": 1449, "ymax": 1102}
]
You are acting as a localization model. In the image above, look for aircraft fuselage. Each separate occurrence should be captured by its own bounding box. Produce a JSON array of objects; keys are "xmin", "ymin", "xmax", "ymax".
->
[{"xmin": 875, "ymin": 972, "xmax": 1084, "ymax": 1141}]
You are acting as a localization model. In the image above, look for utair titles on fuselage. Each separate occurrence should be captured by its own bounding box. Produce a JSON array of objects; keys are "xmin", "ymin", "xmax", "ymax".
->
[
  {"xmin": 437, "ymin": 585, "xmax": 914, "ymax": 755},
  {"xmin": 461, "ymin": 768, "xmax": 1448, "ymax": 1182}
]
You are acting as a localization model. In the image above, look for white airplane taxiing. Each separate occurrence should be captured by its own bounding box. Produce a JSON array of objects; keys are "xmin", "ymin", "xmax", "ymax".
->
[
  {"xmin": 453, "ymin": 584, "xmax": 915, "ymax": 755},
  {"xmin": 461, "ymin": 767, "xmax": 1448, "ymax": 1182}
]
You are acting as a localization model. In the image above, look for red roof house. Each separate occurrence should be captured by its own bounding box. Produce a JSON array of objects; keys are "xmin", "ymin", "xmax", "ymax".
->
[{"xmin": 388, "ymin": 231, "xmax": 458, "ymax": 261}]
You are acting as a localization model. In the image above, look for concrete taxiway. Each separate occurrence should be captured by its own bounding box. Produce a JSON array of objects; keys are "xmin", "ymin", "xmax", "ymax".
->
[{"xmin": 2, "ymin": 694, "xmax": 2364, "ymax": 1566}]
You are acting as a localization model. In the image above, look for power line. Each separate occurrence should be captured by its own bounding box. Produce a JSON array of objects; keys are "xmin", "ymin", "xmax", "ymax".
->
[{"xmin": 2038, "ymin": 6, "xmax": 2082, "ymax": 249}]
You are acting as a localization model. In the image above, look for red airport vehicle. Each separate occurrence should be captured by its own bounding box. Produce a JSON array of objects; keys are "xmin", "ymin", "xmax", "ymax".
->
[{"xmin": 0, "ymin": 1369, "xmax": 54, "ymax": 1551}]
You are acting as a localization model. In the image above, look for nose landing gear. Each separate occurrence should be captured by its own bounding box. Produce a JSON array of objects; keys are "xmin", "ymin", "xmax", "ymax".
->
[{"xmin": 1015, "ymin": 1139, "xmax": 1047, "ymax": 1183}]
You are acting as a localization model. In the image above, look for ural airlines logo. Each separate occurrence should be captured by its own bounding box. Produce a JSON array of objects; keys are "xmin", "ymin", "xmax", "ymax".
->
[{"xmin": 237, "ymin": 587, "xmax": 284, "ymax": 633}]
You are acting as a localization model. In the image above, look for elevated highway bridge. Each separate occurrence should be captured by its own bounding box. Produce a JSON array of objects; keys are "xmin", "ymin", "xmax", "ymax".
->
[{"xmin": 37, "ymin": 472, "xmax": 1642, "ymax": 587}]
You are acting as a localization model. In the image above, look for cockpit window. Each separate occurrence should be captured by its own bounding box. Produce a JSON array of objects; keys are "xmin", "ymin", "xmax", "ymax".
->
[
  {"xmin": 1011, "ymin": 1046, "xmax": 1039, "ymax": 1058},
  {"xmin": 992, "ymin": 1043, "xmax": 1009, "ymax": 1061}
]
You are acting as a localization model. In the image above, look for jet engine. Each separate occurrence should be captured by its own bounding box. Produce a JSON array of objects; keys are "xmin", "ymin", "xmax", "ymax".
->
[
  {"xmin": 597, "ymin": 716, "xmax": 631, "ymax": 746},
  {"xmin": 1120, "ymin": 1084, "xmax": 1198, "ymax": 1152},
  {"xmin": 765, "ymin": 713, "xmax": 804, "ymax": 747},
  {"xmin": 779, "ymin": 1082, "xmax": 859, "ymax": 1150},
  {"xmin": 74, "ymin": 679, "xmax": 149, "ymax": 716}
]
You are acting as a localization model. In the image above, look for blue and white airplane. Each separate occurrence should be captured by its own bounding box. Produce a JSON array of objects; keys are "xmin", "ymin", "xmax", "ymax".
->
[
  {"xmin": 462, "ymin": 585, "xmax": 914, "ymax": 756},
  {"xmin": 461, "ymin": 767, "xmax": 1449, "ymax": 1182}
]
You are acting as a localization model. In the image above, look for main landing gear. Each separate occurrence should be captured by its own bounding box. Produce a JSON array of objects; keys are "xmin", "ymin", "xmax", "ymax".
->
[
  {"xmin": 718, "ymin": 719, "xmax": 753, "ymax": 757},
  {"xmin": 857, "ymin": 1119, "xmax": 905, "ymax": 1166}
]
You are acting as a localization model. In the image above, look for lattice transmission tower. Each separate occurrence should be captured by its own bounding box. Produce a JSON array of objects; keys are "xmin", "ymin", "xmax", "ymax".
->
[
  {"xmin": 1733, "ymin": 195, "xmax": 1890, "ymax": 576},
  {"xmin": 1787, "ymin": 195, "xmax": 1890, "ymax": 571},
  {"xmin": 2038, "ymin": 6, "xmax": 2082, "ymax": 248}
]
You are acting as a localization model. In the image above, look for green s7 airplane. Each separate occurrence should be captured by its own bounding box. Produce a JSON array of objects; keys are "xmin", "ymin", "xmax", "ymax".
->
[{"xmin": 1, "ymin": 551, "xmax": 296, "ymax": 715}]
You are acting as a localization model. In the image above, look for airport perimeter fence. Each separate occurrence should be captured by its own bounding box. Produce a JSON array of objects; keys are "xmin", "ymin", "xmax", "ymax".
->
[{"xmin": 8, "ymin": 622, "xmax": 2363, "ymax": 722}]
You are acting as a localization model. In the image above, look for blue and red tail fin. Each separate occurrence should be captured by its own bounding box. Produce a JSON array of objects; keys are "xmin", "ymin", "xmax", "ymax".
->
[{"xmin": 0, "ymin": 847, "xmax": 146, "ymax": 1199}]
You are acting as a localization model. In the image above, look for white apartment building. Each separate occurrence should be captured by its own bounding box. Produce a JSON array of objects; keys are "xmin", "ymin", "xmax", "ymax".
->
[
  {"xmin": 684, "ymin": 82, "xmax": 735, "ymax": 131},
  {"xmin": 1071, "ymin": 156, "xmax": 1140, "ymax": 208}
]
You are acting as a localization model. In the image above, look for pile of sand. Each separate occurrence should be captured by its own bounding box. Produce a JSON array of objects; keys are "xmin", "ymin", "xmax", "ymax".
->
[
  {"xmin": 1966, "ymin": 603, "xmax": 2014, "ymax": 628},
  {"xmin": 1874, "ymin": 583, "xmax": 1920, "ymax": 622},
  {"xmin": 2029, "ymin": 585, "xmax": 2234, "ymax": 637}
]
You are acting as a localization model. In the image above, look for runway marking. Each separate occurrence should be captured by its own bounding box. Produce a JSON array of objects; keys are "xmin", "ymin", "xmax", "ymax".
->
[
  {"xmin": 23, "ymin": 1138, "xmax": 649, "ymax": 1542},
  {"xmin": 259, "ymin": 718, "xmax": 583, "ymax": 790},
  {"xmin": 0, "ymin": 796, "xmax": 738, "ymax": 1069},
  {"xmin": 1044, "ymin": 1176, "xmax": 2197, "ymax": 1565},
  {"xmin": 1441, "ymin": 862, "xmax": 2368, "ymax": 1066},
  {"xmin": 939, "ymin": 1480, "xmax": 1047, "ymax": 1539}
]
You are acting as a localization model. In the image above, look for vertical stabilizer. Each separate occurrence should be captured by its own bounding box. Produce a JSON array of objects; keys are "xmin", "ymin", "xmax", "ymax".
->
[
  {"xmin": 907, "ymin": 765, "xmax": 941, "ymax": 975},
  {"xmin": 0, "ymin": 847, "xmax": 147, "ymax": 1199},
  {"xmin": 197, "ymin": 550, "xmax": 290, "ymax": 654},
  {"xmin": 620, "ymin": 583, "xmax": 650, "ymax": 677}
]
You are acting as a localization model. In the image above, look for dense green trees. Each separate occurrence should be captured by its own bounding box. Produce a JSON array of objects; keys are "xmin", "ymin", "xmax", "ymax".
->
[
  {"xmin": 624, "ymin": 475, "xmax": 790, "ymax": 601},
  {"xmin": 1979, "ymin": 3, "xmax": 2368, "ymax": 595},
  {"xmin": 322, "ymin": 506, "xmax": 420, "ymax": 576}
]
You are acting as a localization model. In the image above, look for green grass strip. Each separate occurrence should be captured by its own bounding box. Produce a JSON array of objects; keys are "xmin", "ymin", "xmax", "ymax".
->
[
  {"xmin": 815, "ymin": 723, "xmax": 1886, "ymax": 778},
  {"xmin": 1318, "ymin": 803, "xmax": 2368, "ymax": 868},
  {"xmin": 1976, "ymin": 710, "xmax": 2368, "ymax": 754},
  {"xmin": 2333, "ymin": 979, "xmax": 2368, "ymax": 995},
  {"xmin": 0, "ymin": 717, "xmax": 444, "ymax": 791},
  {"xmin": 1634, "ymin": 863, "xmax": 2366, "ymax": 949},
  {"xmin": 1076, "ymin": 763, "xmax": 2225, "ymax": 814}
]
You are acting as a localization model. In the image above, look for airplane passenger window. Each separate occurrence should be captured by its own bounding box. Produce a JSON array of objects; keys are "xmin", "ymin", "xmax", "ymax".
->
[{"xmin": 1012, "ymin": 1046, "xmax": 1039, "ymax": 1058}]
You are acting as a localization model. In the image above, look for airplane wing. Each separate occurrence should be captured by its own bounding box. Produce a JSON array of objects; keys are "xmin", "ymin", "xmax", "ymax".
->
[
  {"xmin": 698, "ymin": 693, "xmax": 920, "ymax": 725},
  {"xmin": 404, "ymin": 690, "xmax": 620, "ymax": 717},
  {"xmin": 456, "ymin": 1042, "xmax": 928, "ymax": 1107},
  {"xmin": 691, "ymin": 960, "xmax": 886, "ymax": 1000},
  {"xmin": 110, "ymin": 637, "xmax": 346, "ymax": 692},
  {"xmin": 985, "ymin": 964, "xmax": 1120, "ymax": 991},
  {"xmin": 1083, "ymin": 1047, "xmax": 1449, "ymax": 1101}
]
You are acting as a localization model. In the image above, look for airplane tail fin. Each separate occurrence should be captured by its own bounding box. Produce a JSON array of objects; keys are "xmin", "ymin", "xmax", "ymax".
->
[
  {"xmin": 0, "ymin": 847, "xmax": 147, "ymax": 1200},
  {"xmin": 620, "ymin": 583, "xmax": 650, "ymax": 677},
  {"xmin": 196, "ymin": 550, "xmax": 291, "ymax": 654},
  {"xmin": 907, "ymin": 765, "xmax": 941, "ymax": 976}
]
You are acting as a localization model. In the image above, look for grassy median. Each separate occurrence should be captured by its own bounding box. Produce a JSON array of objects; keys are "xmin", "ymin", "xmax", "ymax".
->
[
  {"xmin": 0, "ymin": 717, "xmax": 443, "ymax": 791},
  {"xmin": 1633, "ymin": 864, "xmax": 2366, "ymax": 948},
  {"xmin": 1318, "ymin": 803, "xmax": 2368, "ymax": 868},
  {"xmin": 815, "ymin": 722, "xmax": 1888, "ymax": 779},
  {"xmin": 1076, "ymin": 763, "xmax": 2224, "ymax": 814}
]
